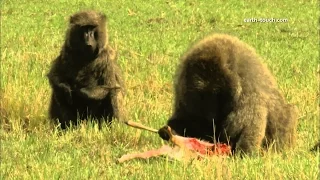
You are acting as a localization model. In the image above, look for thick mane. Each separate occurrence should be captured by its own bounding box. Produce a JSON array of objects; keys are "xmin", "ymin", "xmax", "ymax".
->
[
  {"xmin": 63, "ymin": 10, "xmax": 108, "ymax": 55},
  {"xmin": 69, "ymin": 11, "xmax": 106, "ymax": 26}
]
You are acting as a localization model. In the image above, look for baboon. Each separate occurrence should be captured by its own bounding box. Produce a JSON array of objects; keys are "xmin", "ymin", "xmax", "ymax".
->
[
  {"xmin": 158, "ymin": 34, "xmax": 298, "ymax": 154},
  {"xmin": 47, "ymin": 10, "xmax": 125, "ymax": 129}
]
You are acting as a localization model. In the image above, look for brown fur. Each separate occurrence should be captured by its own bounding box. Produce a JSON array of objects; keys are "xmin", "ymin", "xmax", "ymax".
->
[
  {"xmin": 47, "ymin": 10, "xmax": 125, "ymax": 129},
  {"xmin": 158, "ymin": 34, "xmax": 298, "ymax": 154}
]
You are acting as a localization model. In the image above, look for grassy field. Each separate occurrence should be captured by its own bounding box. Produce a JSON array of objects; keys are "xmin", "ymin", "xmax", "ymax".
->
[{"xmin": 1, "ymin": 0, "xmax": 319, "ymax": 179}]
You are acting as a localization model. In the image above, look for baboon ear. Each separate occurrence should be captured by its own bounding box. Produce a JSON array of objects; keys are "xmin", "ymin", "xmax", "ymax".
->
[
  {"xmin": 69, "ymin": 12, "xmax": 82, "ymax": 24},
  {"xmin": 69, "ymin": 15, "xmax": 77, "ymax": 24},
  {"xmin": 99, "ymin": 13, "xmax": 107, "ymax": 22}
]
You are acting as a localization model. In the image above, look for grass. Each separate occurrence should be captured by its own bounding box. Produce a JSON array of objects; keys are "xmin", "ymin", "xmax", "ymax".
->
[{"xmin": 1, "ymin": 0, "xmax": 319, "ymax": 179}]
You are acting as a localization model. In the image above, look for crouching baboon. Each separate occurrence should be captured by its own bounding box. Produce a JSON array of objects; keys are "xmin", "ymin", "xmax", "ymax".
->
[
  {"xmin": 158, "ymin": 34, "xmax": 298, "ymax": 155},
  {"xmin": 47, "ymin": 10, "xmax": 125, "ymax": 129}
]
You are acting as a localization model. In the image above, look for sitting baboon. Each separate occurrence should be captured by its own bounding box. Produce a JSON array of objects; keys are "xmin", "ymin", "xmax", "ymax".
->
[
  {"xmin": 47, "ymin": 10, "xmax": 125, "ymax": 129},
  {"xmin": 158, "ymin": 34, "xmax": 298, "ymax": 154}
]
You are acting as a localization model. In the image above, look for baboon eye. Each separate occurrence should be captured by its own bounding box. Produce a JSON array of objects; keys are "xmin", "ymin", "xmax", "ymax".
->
[
  {"xmin": 82, "ymin": 32, "xmax": 87, "ymax": 40},
  {"xmin": 79, "ymin": 28, "xmax": 87, "ymax": 39},
  {"xmin": 94, "ymin": 31, "xmax": 98, "ymax": 39}
]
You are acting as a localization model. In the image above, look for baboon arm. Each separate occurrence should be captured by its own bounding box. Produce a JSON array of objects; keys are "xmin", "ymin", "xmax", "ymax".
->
[
  {"xmin": 77, "ymin": 86, "xmax": 110, "ymax": 100},
  {"xmin": 110, "ymin": 89, "xmax": 126, "ymax": 122},
  {"xmin": 226, "ymin": 104, "xmax": 268, "ymax": 154},
  {"xmin": 47, "ymin": 62, "xmax": 72, "ymax": 96},
  {"xmin": 48, "ymin": 75, "xmax": 73, "ymax": 104},
  {"xmin": 76, "ymin": 84, "xmax": 121, "ymax": 100},
  {"xmin": 115, "ymin": 65, "xmax": 125, "ymax": 89}
]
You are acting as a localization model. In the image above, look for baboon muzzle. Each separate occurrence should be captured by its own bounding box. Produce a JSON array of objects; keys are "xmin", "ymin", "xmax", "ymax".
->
[{"xmin": 84, "ymin": 30, "xmax": 96, "ymax": 49}]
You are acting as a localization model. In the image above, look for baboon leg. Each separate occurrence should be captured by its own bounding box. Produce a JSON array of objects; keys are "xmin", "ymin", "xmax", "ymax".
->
[
  {"xmin": 49, "ymin": 98, "xmax": 67, "ymax": 129},
  {"xmin": 49, "ymin": 96, "xmax": 62, "ymax": 122},
  {"xmin": 49, "ymin": 94, "xmax": 77, "ymax": 129},
  {"xmin": 226, "ymin": 104, "xmax": 268, "ymax": 154},
  {"xmin": 59, "ymin": 109, "xmax": 77, "ymax": 129}
]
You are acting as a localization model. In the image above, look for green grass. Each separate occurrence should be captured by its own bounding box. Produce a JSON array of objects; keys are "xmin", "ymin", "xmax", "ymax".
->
[{"xmin": 1, "ymin": 0, "xmax": 319, "ymax": 179}]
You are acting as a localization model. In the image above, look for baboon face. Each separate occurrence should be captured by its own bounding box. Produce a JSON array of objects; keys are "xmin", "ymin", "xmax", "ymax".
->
[
  {"xmin": 70, "ymin": 25, "xmax": 99, "ymax": 54},
  {"xmin": 67, "ymin": 11, "xmax": 107, "ymax": 56}
]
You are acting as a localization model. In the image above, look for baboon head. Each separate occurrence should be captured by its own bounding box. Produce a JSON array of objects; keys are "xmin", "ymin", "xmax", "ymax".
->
[{"xmin": 66, "ymin": 10, "xmax": 108, "ymax": 56}]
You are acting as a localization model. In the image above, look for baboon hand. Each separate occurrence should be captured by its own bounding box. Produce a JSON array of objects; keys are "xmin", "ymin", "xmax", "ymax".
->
[
  {"xmin": 158, "ymin": 125, "xmax": 171, "ymax": 141},
  {"xmin": 58, "ymin": 83, "xmax": 73, "ymax": 104}
]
